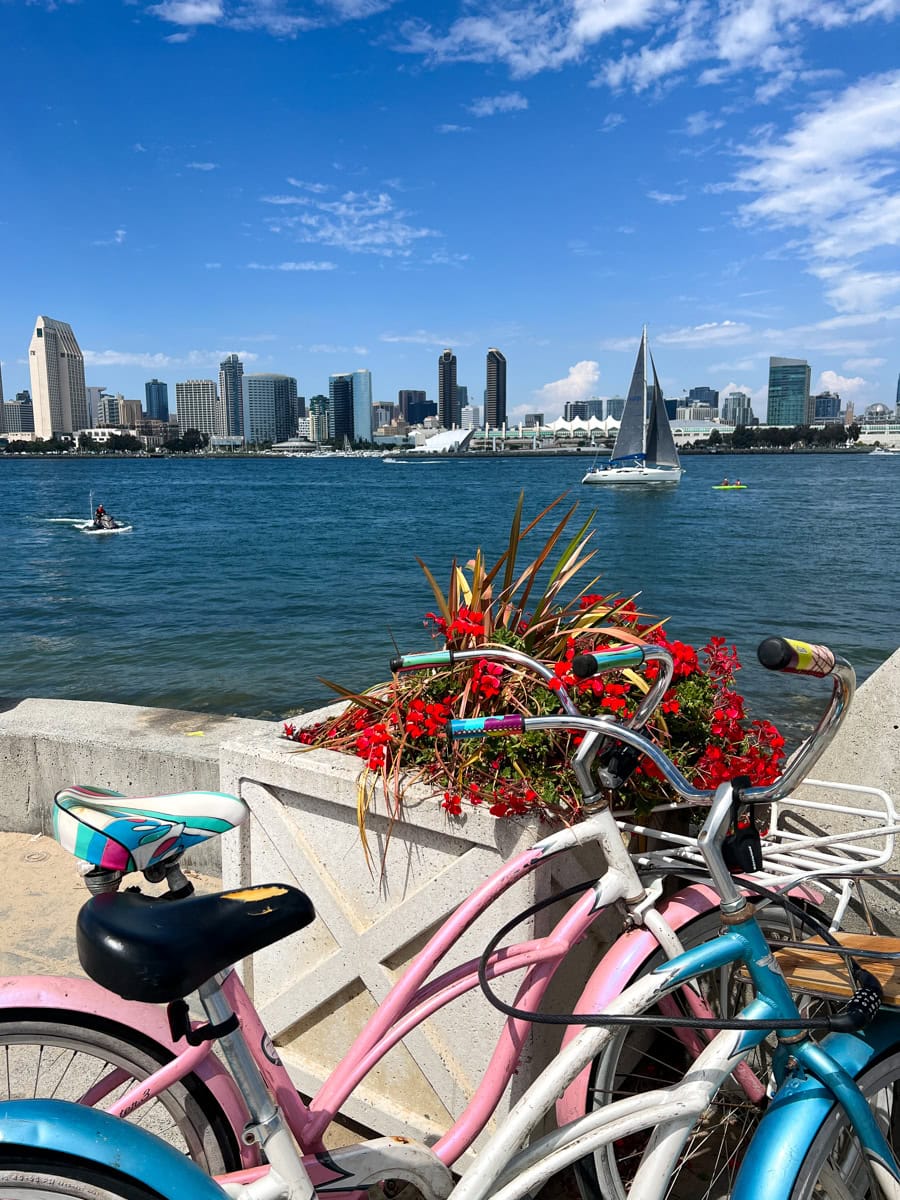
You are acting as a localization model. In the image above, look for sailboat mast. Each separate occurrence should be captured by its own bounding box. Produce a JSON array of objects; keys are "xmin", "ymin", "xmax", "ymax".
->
[{"xmin": 641, "ymin": 325, "xmax": 648, "ymax": 461}]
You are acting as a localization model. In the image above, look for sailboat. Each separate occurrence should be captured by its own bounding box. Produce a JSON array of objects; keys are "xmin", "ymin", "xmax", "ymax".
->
[{"xmin": 582, "ymin": 326, "xmax": 683, "ymax": 486}]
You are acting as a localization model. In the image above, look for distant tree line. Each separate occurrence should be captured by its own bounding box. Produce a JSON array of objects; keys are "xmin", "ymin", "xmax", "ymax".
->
[
  {"xmin": 702, "ymin": 423, "xmax": 861, "ymax": 450},
  {"xmin": 2, "ymin": 429, "xmax": 212, "ymax": 454}
]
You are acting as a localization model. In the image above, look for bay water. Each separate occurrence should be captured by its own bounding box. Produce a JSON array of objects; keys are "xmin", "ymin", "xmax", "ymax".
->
[{"xmin": 2, "ymin": 452, "xmax": 897, "ymax": 740}]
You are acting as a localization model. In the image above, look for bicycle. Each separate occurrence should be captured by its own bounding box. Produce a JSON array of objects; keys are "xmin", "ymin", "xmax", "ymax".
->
[{"xmin": 7, "ymin": 635, "xmax": 900, "ymax": 1200}]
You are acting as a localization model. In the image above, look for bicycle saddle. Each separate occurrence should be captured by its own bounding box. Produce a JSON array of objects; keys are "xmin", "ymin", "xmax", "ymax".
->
[
  {"xmin": 53, "ymin": 785, "xmax": 248, "ymax": 873},
  {"xmin": 77, "ymin": 883, "xmax": 315, "ymax": 1003}
]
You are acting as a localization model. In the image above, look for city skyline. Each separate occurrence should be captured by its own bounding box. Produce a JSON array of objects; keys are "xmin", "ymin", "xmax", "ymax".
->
[{"xmin": 3, "ymin": 3, "xmax": 900, "ymax": 420}]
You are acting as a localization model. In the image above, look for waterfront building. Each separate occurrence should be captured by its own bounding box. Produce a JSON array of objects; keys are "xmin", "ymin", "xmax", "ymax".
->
[
  {"xmin": 813, "ymin": 391, "xmax": 842, "ymax": 423},
  {"xmin": 688, "ymin": 386, "xmax": 719, "ymax": 411},
  {"xmin": 398, "ymin": 390, "xmax": 426, "ymax": 422},
  {"xmin": 1, "ymin": 396, "xmax": 34, "ymax": 434},
  {"xmin": 563, "ymin": 398, "xmax": 604, "ymax": 422},
  {"xmin": 88, "ymin": 389, "xmax": 122, "ymax": 427},
  {"xmin": 135, "ymin": 418, "xmax": 171, "ymax": 449},
  {"xmin": 606, "ymin": 396, "xmax": 626, "ymax": 421},
  {"xmin": 145, "ymin": 379, "xmax": 169, "ymax": 422},
  {"xmin": 0, "ymin": 360, "xmax": 3, "ymax": 403},
  {"xmin": 219, "ymin": 354, "xmax": 245, "ymax": 439},
  {"xmin": 864, "ymin": 402, "xmax": 892, "ymax": 424},
  {"xmin": 721, "ymin": 391, "xmax": 754, "ymax": 427},
  {"xmin": 240, "ymin": 374, "xmax": 298, "ymax": 445},
  {"xmin": 328, "ymin": 374, "xmax": 354, "ymax": 444},
  {"xmin": 676, "ymin": 403, "xmax": 717, "ymax": 421},
  {"xmin": 461, "ymin": 404, "xmax": 482, "ymax": 430},
  {"xmin": 352, "ymin": 369, "xmax": 373, "ymax": 443},
  {"xmin": 524, "ymin": 413, "xmax": 544, "ymax": 428},
  {"xmin": 373, "ymin": 403, "xmax": 394, "ymax": 431},
  {"xmin": 119, "ymin": 399, "xmax": 142, "ymax": 428},
  {"xmin": 438, "ymin": 349, "xmax": 458, "ymax": 429},
  {"xmin": 485, "ymin": 348, "xmax": 507, "ymax": 429},
  {"xmin": 308, "ymin": 394, "xmax": 329, "ymax": 443},
  {"xmin": 175, "ymin": 379, "xmax": 221, "ymax": 437},
  {"xmin": 767, "ymin": 357, "xmax": 811, "ymax": 426},
  {"xmin": 896, "ymin": 373, "xmax": 900, "ymax": 419},
  {"xmin": 28, "ymin": 315, "xmax": 87, "ymax": 438},
  {"xmin": 407, "ymin": 395, "xmax": 436, "ymax": 426}
]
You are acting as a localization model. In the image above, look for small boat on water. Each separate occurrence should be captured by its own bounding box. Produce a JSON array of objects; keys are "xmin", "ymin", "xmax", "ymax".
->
[
  {"xmin": 76, "ymin": 520, "xmax": 133, "ymax": 535},
  {"xmin": 869, "ymin": 446, "xmax": 900, "ymax": 455},
  {"xmin": 582, "ymin": 327, "xmax": 682, "ymax": 486},
  {"xmin": 712, "ymin": 484, "xmax": 748, "ymax": 490}
]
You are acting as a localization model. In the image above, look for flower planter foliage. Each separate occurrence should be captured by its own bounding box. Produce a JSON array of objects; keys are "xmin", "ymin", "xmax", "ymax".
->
[{"xmin": 284, "ymin": 494, "xmax": 785, "ymax": 836}]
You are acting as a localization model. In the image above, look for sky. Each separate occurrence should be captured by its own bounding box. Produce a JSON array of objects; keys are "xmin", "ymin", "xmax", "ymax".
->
[{"xmin": 2, "ymin": 0, "xmax": 900, "ymax": 423}]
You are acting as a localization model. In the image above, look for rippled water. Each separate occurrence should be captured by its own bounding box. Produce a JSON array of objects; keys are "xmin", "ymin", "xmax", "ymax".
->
[{"xmin": 2, "ymin": 451, "xmax": 897, "ymax": 738}]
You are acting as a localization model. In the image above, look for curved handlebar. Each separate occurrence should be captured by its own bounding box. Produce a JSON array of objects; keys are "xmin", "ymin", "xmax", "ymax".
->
[{"xmin": 758, "ymin": 636, "xmax": 836, "ymax": 678}]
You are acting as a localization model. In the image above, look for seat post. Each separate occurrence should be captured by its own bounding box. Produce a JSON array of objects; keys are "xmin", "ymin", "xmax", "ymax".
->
[{"xmin": 199, "ymin": 974, "xmax": 315, "ymax": 1199}]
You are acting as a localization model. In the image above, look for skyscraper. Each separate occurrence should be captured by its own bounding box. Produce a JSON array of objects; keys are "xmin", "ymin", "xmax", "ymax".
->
[
  {"xmin": 438, "ymin": 349, "xmax": 458, "ymax": 429},
  {"xmin": 485, "ymin": 348, "xmax": 507, "ymax": 429},
  {"xmin": 175, "ymin": 380, "xmax": 221, "ymax": 436},
  {"xmin": 398, "ymin": 390, "xmax": 426, "ymax": 421},
  {"xmin": 721, "ymin": 391, "xmax": 753, "ymax": 426},
  {"xmin": 0, "ymin": 359, "xmax": 4, "ymax": 404},
  {"xmin": 328, "ymin": 374, "xmax": 354, "ymax": 443},
  {"xmin": 28, "ymin": 315, "xmax": 87, "ymax": 437},
  {"xmin": 351, "ymin": 369, "xmax": 373, "ymax": 443},
  {"xmin": 145, "ymin": 379, "xmax": 169, "ymax": 422},
  {"xmin": 219, "ymin": 354, "xmax": 245, "ymax": 438},
  {"xmin": 242, "ymin": 374, "xmax": 299, "ymax": 444},
  {"xmin": 688, "ymin": 386, "xmax": 719, "ymax": 411},
  {"xmin": 767, "ymin": 357, "xmax": 812, "ymax": 425}
]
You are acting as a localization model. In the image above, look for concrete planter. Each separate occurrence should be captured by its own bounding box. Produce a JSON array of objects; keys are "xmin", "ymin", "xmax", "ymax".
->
[{"xmin": 218, "ymin": 708, "xmax": 608, "ymax": 1157}]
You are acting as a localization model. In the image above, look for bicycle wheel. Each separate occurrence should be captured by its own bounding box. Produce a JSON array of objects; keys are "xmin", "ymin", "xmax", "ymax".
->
[
  {"xmin": 787, "ymin": 1048, "xmax": 900, "ymax": 1199},
  {"xmin": 0, "ymin": 1150, "xmax": 162, "ymax": 1198},
  {"xmin": 0, "ymin": 1016, "xmax": 239, "ymax": 1174},
  {"xmin": 574, "ymin": 904, "xmax": 827, "ymax": 1200}
]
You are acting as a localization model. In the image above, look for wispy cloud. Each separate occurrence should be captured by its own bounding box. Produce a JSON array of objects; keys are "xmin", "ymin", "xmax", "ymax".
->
[
  {"xmin": 186, "ymin": 160, "xmax": 219, "ymax": 170},
  {"xmin": 647, "ymin": 190, "xmax": 686, "ymax": 204},
  {"xmin": 83, "ymin": 347, "xmax": 260, "ymax": 370},
  {"xmin": 380, "ymin": 329, "xmax": 474, "ymax": 347},
  {"xmin": 732, "ymin": 70, "xmax": 900, "ymax": 313},
  {"xmin": 246, "ymin": 260, "xmax": 338, "ymax": 271},
  {"xmin": 149, "ymin": 0, "xmax": 399, "ymax": 37},
  {"xmin": 262, "ymin": 187, "xmax": 440, "ymax": 258},
  {"xmin": 305, "ymin": 343, "xmax": 369, "ymax": 355},
  {"xmin": 467, "ymin": 92, "xmax": 528, "ymax": 118},
  {"xmin": 599, "ymin": 112, "xmax": 625, "ymax": 132},
  {"xmin": 683, "ymin": 110, "xmax": 724, "ymax": 137},
  {"xmin": 436, "ymin": 123, "xmax": 472, "ymax": 134},
  {"xmin": 657, "ymin": 321, "xmax": 753, "ymax": 346},
  {"xmin": 92, "ymin": 229, "xmax": 127, "ymax": 246},
  {"xmin": 286, "ymin": 178, "xmax": 331, "ymax": 193}
]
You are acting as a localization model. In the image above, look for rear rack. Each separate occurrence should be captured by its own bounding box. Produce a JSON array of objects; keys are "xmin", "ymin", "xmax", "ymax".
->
[{"xmin": 618, "ymin": 778, "xmax": 899, "ymax": 930}]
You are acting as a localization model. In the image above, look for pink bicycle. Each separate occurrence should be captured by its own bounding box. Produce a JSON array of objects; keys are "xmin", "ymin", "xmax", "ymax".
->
[{"xmin": 0, "ymin": 642, "xmax": 889, "ymax": 1200}]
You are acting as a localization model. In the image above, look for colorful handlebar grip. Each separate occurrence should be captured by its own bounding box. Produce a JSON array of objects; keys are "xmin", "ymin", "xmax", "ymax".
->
[
  {"xmin": 571, "ymin": 645, "xmax": 646, "ymax": 679},
  {"xmin": 757, "ymin": 637, "xmax": 836, "ymax": 678},
  {"xmin": 390, "ymin": 650, "xmax": 454, "ymax": 674},
  {"xmin": 447, "ymin": 715, "xmax": 526, "ymax": 740}
]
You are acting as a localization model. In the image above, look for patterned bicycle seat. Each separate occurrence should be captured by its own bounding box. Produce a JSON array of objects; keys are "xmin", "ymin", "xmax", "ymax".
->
[{"xmin": 53, "ymin": 785, "xmax": 248, "ymax": 873}]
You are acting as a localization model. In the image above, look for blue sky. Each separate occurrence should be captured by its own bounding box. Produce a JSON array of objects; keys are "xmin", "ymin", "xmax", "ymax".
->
[{"xmin": 2, "ymin": 0, "xmax": 900, "ymax": 421}]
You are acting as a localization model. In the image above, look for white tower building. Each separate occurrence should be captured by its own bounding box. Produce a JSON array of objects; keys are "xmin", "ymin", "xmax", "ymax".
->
[
  {"xmin": 28, "ymin": 315, "xmax": 87, "ymax": 438},
  {"xmin": 175, "ymin": 380, "xmax": 222, "ymax": 436}
]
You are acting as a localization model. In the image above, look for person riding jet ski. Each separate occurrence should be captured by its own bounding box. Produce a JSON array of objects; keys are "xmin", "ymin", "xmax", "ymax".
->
[{"xmin": 93, "ymin": 504, "xmax": 116, "ymax": 530}]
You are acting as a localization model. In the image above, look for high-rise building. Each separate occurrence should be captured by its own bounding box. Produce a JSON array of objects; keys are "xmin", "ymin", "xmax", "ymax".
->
[
  {"xmin": 219, "ymin": 354, "xmax": 245, "ymax": 438},
  {"xmin": 175, "ymin": 380, "xmax": 221, "ymax": 436},
  {"xmin": 895, "ymin": 372, "xmax": 900, "ymax": 419},
  {"xmin": 721, "ymin": 391, "xmax": 753, "ymax": 426},
  {"xmin": 456, "ymin": 385, "xmax": 469, "ymax": 412},
  {"xmin": 241, "ymin": 374, "xmax": 298, "ymax": 444},
  {"xmin": 119, "ymin": 399, "xmax": 142, "ymax": 427},
  {"xmin": 407, "ymin": 395, "xmax": 436, "ymax": 426},
  {"xmin": 28, "ymin": 315, "xmax": 87, "ymax": 438},
  {"xmin": 145, "ymin": 379, "xmax": 169, "ymax": 422},
  {"xmin": 461, "ymin": 405, "xmax": 482, "ymax": 430},
  {"xmin": 563, "ymin": 398, "xmax": 604, "ymax": 421},
  {"xmin": 0, "ymin": 359, "xmax": 4, "ymax": 403},
  {"xmin": 438, "ymin": 349, "xmax": 458, "ymax": 429},
  {"xmin": 352, "ymin": 369, "xmax": 373, "ymax": 443},
  {"xmin": 688, "ymin": 386, "xmax": 719, "ymax": 410},
  {"xmin": 308, "ymin": 394, "xmax": 329, "ymax": 443},
  {"xmin": 398, "ymin": 390, "xmax": 426, "ymax": 421},
  {"xmin": 485, "ymin": 348, "xmax": 507, "ymax": 429},
  {"xmin": 767, "ymin": 357, "xmax": 811, "ymax": 425},
  {"xmin": 524, "ymin": 413, "xmax": 544, "ymax": 428},
  {"xmin": 813, "ymin": 391, "xmax": 842, "ymax": 423},
  {"xmin": 373, "ymin": 403, "xmax": 394, "ymax": 431},
  {"xmin": 328, "ymin": 374, "xmax": 354, "ymax": 443},
  {"xmin": 1, "ymin": 397, "xmax": 34, "ymax": 434}
]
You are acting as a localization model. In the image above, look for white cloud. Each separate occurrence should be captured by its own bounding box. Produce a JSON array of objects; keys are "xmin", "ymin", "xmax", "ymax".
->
[
  {"xmin": 535, "ymin": 361, "xmax": 601, "ymax": 417},
  {"xmin": 92, "ymin": 229, "xmax": 127, "ymax": 246},
  {"xmin": 83, "ymin": 347, "xmax": 259, "ymax": 370},
  {"xmin": 263, "ymin": 188, "xmax": 440, "ymax": 257},
  {"xmin": 380, "ymin": 329, "xmax": 476, "ymax": 347},
  {"xmin": 844, "ymin": 356, "xmax": 886, "ymax": 369},
  {"xmin": 658, "ymin": 321, "xmax": 753, "ymax": 346},
  {"xmin": 436, "ymin": 123, "xmax": 472, "ymax": 134},
  {"xmin": 286, "ymin": 178, "xmax": 331, "ymax": 193},
  {"xmin": 817, "ymin": 369, "xmax": 869, "ymax": 397},
  {"xmin": 684, "ymin": 110, "xmax": 724, "ymax": 136},
  {"xmin": 467, "ymin": 92, "xmax": 529, "ymax": 118},
  {"xmin": 647, "ymin": 190, "xmax": 686, "ymax": 204},
  {"xmin": 133, "ymin": 142, "xmax": 147, "ymax": 153},
  {"xmin": 186, "ymin": 161, "xmax": 219, "ymax": 170},
  {"xmin": 246, "ymin": 260, "xmax": 338, "ymax": 271},
  {"xmin": 204, "ymin": 262, "xmax": 222, "ymax": 269},
  {"xmin": 599, "ymin": 112, "xmax": 625, "ymax": 132},
  {"xmin": 306, "ymin": 343, "xmax": 370, "ymax": 355},
  {"xmin": 150, "ymin": 1, "xmax": 222, "ymax": 25}
]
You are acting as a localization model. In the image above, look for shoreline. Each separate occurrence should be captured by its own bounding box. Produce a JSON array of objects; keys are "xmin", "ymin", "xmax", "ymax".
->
[{"xmin": 0, "ymin": 446, "xmax": 880, "ymax": 461}]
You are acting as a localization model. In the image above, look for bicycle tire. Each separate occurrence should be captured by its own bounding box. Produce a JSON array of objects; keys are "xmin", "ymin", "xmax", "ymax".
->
[
  {"xmin": 0, "ymin": 1016, "xmax": 239, "ymax": 1174},
  {"xmin": 0, "ymin": 1149, "xmax": 163, "ymax": 1198},
  {"xmin": 786, "ymin": 1047, "xmax": 900, "ymax": 1199},
  {"xmin": 573, "ymin": 904, "xmax": 826, "ymax": 1200}
]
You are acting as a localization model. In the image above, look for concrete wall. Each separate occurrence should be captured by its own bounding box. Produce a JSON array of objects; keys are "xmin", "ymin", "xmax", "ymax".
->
[{"xmin": 0, "ymin": 697, "xmax": 270, "ymax": 873}]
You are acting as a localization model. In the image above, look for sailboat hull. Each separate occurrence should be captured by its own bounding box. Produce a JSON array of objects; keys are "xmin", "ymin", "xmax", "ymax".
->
[{"xmin": 582, "ymin": 464, "xmax": 683, "ymax": 485}]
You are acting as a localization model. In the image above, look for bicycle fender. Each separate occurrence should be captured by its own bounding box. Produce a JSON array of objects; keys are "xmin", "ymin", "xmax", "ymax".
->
[
  {"xmin": 556, "ymin": 882, "xmax": 722, "ymax": 1128},
  {"xmin": 0, "ymin": 1099, "xmax": 227, "ymax": 1197},
  {"xmin": 0, "ymin": 974, "xmax": 252, "ymax": 1161},
  {"xmin": 731, "ymin": 1015, "xmax": 900, "ymax": 1200}
]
